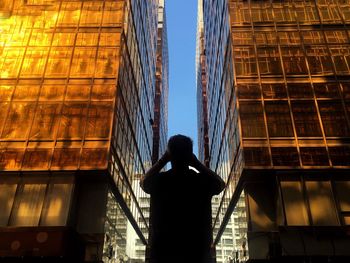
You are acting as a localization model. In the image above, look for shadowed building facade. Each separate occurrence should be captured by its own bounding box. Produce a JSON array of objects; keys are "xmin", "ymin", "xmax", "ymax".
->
[
  {"xmin": 196, "ymin": 2, "xmax": 238, "ymax": 262},
  {"xmin": 0, "ymin": 0, "xmax": 168, "ymax": 262},
  {"xmin": 198, "ymin": 0, "xmax": 350, "ymax": 262}
]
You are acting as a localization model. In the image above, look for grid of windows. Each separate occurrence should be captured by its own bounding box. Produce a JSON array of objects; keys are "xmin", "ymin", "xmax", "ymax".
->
[
  {"xmin": 201, "ymin": 0, "xmax": 350, "ymax": 252},
  {"xmin": 0, "ymin": 1, "xmax": 124, "ymax": 171},
  {"xmin": 1, "ymin": 0, "xmax": 167, "ymax": 261},
  {"xmin": 0, "ymin": 176, "xmax": 74, "ymax": 227}
]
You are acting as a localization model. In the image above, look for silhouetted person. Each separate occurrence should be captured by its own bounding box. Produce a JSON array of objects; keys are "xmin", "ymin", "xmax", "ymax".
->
[{"xmin": 141, "ymin": 135, "xmax": 225, "ymax": 263}]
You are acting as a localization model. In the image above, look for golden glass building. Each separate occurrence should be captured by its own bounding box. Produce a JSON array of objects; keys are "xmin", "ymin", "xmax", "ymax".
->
[
  {"xmin": 0, "ymin": 0, "xmax": 168, "ymax": 262},
  {"xmin": 199, "ymin": 0, "xmax": 350, "ymax": 262}
]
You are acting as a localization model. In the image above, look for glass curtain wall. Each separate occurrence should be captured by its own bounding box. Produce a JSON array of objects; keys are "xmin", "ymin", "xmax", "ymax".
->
[
  {"xmin": 0, "ymin": 0, "xmax": 167, "ymax": 261},
  {"xmin": 201, "ymin": 0, "xmax": 350, "ymax": 259}
]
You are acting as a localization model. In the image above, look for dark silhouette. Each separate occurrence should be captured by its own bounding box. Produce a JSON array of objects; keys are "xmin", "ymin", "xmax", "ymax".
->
[{"xmin": 141, "ymin": 135, "xmax": 225, "ymax": 263}]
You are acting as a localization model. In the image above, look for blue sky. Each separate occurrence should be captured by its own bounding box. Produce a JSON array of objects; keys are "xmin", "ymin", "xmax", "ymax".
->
[{"xmin": 166, "ymin": 0, "xmax": 199, "ymax": 154}]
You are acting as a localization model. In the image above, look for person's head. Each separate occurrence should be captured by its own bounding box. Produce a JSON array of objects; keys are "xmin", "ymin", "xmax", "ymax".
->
[{"xmin": 167, "ymin": 134, "xmax": 193, "ymax": 167}]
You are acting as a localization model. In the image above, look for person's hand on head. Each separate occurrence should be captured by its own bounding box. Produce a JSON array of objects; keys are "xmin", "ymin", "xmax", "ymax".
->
[
  {"xmin": 189, "ymin": 153, "xmax": 200, "ymax": 168},
  {"xmin": 159, "ymin": 149, "xmax": 171, "ymax": 165}
]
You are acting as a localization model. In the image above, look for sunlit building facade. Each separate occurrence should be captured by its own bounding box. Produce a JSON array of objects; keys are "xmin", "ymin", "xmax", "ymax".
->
[
  {"xmin": 0, "ymin": 0, "xmax": 168, "ymax": 262},
  {"xmin": 199, "ymin": 0, "xmax": 350, "ymax": 262}
]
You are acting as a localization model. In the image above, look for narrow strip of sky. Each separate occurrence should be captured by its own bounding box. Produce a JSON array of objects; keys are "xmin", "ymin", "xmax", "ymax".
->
[{"xmin": 166, "ymin": 0, "xmax": 198, "ymax": 154}]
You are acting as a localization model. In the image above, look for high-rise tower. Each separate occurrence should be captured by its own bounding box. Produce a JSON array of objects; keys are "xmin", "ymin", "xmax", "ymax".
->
[
  {"xmin": 0, "ymin": 0, "xmax": 168, "ymax": 262},
  {"xmin": 199, "ymin": 0, "xmax": 350, "ymax": 262},
  {"xmin": 196, "ymin": 1, "xmax": 238, "ymax": 262}
]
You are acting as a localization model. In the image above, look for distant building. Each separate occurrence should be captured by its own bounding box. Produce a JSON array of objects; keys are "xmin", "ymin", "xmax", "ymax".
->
[
  {"xmin": 198, "ymin": 0, "xmax": 350, "ymax": 262},
  {"xmin": 0, "ymin": 0, "xmax": 168, "ymax": 262}
]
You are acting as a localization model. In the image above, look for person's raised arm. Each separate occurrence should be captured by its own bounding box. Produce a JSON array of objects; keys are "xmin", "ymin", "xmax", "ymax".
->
[
  {"xmin": 190, "ymin": 154, "xmax": 225, "ymax": 195},
  {"xmin": 140, "ymin": 151, "xmax": 170, "ymax": 193}
]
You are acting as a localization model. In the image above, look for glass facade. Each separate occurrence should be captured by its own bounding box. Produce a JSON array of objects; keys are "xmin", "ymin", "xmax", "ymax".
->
[
  {"xmin": 200, "ymin": 0, "xmax": 350, "ymax": 261},
  {"xmin": 152, "ymin": 0, "xmax": 169, "ymax": 164},
  {"xmin": 196, "ymin": 0, "xmax": 209, "ymax": 167},
  {"xmin": 0, "ymin": 0, "xmax": 168, "ymax": 262}
]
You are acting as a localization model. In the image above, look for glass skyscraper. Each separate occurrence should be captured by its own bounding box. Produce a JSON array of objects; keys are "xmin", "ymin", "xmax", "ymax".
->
[
  {"xmin": 0, "ymin": 0, "xmax": 168, "ymax": 262},
  {"xmin": 199, "ymin": 0, "xmax": 350, "ymax": 262}
]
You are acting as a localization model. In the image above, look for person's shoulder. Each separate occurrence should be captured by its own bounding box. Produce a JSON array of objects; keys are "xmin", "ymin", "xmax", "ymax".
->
[
  {"xmin": 160, "ymin": 169, "xmax": 171, "ymax": 176},
  {"xmin": 157, "ymin": 169, "xmax": 171, "ymax": 180},
  {"xmin": 188, "ymin": 167, "xmax": 200, "ymax": 176}
]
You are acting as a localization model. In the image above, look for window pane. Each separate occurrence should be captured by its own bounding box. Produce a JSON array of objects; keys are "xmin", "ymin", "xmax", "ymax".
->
[
  {"xmin": 305, "ymin": 181, "xmax": 339, "ymax": 226},
  {"xmin": 306, "ymin": 46, "xmax": 333, "ymax": 75},
  {"xmin": 80, "ymin": 148, "xmax": 108, "ymax": 169},
  {"xmin": 58, "ymin": 103, "xmax": 88, "ymax": 139},
  {"xmin": 302, "ymin": 31, "xmax": 325, "ymax": 44},
  {"xmin": 102, "ymin": 2, "xmax": 124, "ymax": 26},
  {"xmin": 240, "ymin": 102, "xmax": 266, "ymax": 137},
  {"xmin": 66, "ymin": 85, "xmax": 90, "ymax": 101},
  {"xmin": 39, "ymin": 85, "xmax": 65, "ymax": 101},
  {"xmin": 292, "ymin": 101, "xmax": 322, "ymax": 137},
  {"xmin": 335, "ymin": 181, "xmax": 350, "ymax": 212},
  {"xmin": 243, "ymin": 147, "xmax": 270, "ymax": 166},
  {"xmin": 10, "ymin": 184, "xmax": 46, "ymax": 226},
  {"xmin": 318, "ymin": 101, "xmax": 350, "ymax": 137},
  {"xmin": 1, "ymin": 103, "xmax": 36, "ymax": 139},
  {"xmin": 0, "ymin": 48, "xmax": 25, "ymax": 78},
  {"xmin": 13, "ymin": 85, "xmax": 40, "ymax": 101},
  {"xmin": 237, "ymin": 84, "xmax": 261, "ymax": 99},
  {"xmin": 0, "ymin": 184, "xmax": 17, "ymax": 226},
  {"xmin": 288, "ymin": 83, "xmax": 313, "ymax": 98},
  {"xmin": 329, "ymin": 146, "xmax": 350, "ymax": 166},
  {"xmin": 51, "ymin": 148, "xmax": 81, "ymax": 170},
  {"xmin": 86, "ymin": 103, "xmax": 114, "ymax": 139},
  {"xmin": 22, "ymin": 149, "xmax": 52, "ymax": 170},
  {"xmin": 342, "ymin": 82, "xmax": 350, "ymax": 99},
  {"xmin": 232, "ymin": 32, "xmax": 253, "ymax": 45},
  {"xmin": 70, "ymin": 48, "xmax": 97, "ymax": 78},
  {"xmin": 281, "ymin": 181, "xmax": 309, "ymax": 226},
  {"xmin": 325, "ymin": 30, "xmax": 348, "ymax": 44},
  {"xmin": 41, "ymin": 183, "xmax": 73, "ymax": 226},
  {"xmin": 262, "ymin": 84, "xmax": 287, "ymax": 99},
  {"xmin": 272, "ymin": 147, "xmax": 299, "ymax": 166},
  {"xmin": 282, "ymin": 47, "xmax": 308, "ymax": 75},
  {"xmin": 278, "ymin": 31, "xmax": 300, "ymax": 45},
  {"xmin": 95, "ymin": 48, "xmax": 119, "ymax": 78},
  {"xmin": 247, "ymin": 189, "xmax": 275, "ymax": 231},
  {"xmin": 80, "ymin": 2, "xmax": 103, "ymax": 26},
  {"xmin": 258, "ymin": 47, "xmax": 282, "ymax": 75},
  {"xmin": 30, "ymin": 103, "xmax": 62, "ymax": 140},
  {"xmin": 57, "ymin": 2, "xmax": 81, "ymax": 27},
  {"xmin": 273, "ymin": 4, "xmax": 295, "ymax": 22},
  {"xmin": 91, "ymin": 85, "xmax": 115, "ymax": 101},
  {"xmin": 0, "ymin": 149, "xmax": 24, "ymax": 170},
  {"xmin": 314, "ymin": 83, "xmax": 340, "ymax": 99},
  {"xmin": 0, "ymin": 85, "xmax": 14, "ymax": 101},
  {"xmin": 0, "ymin": 102, "xmax": 9, "ymax": 132},
  {"xmin": 20, "ymin": 48, "xmax": 48, "ymax": 78},
  {"xmin": 45, "ymin": 48, "xmax": 72, "ymax": 77},
  {"xmin": 52, "ymin": 32, "xmax": 76, "ymax": 47},
  {"xmin": 234, "ymin": 47, "xmax": 257, "ymax": 76},
  {"xmin": 295, "ymin": 3, "xmax": 319, "ymax": 23},
  {"xmin": 329, "ymin": 46, "xmax": 350, "ymax": 75},
  {"xmin": 265, "ymin": 101, "xmax": 293, "ymax": 137},
  {"xmin": 300, "ymin": 147, "xmax": 329, "ymax": 166}
]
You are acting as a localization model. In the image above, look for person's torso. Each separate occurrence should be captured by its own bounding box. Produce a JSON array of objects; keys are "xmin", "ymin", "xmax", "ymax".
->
[{"xmin": 150, "ymin": 169, "xmax": 213, "ymax": 252}]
